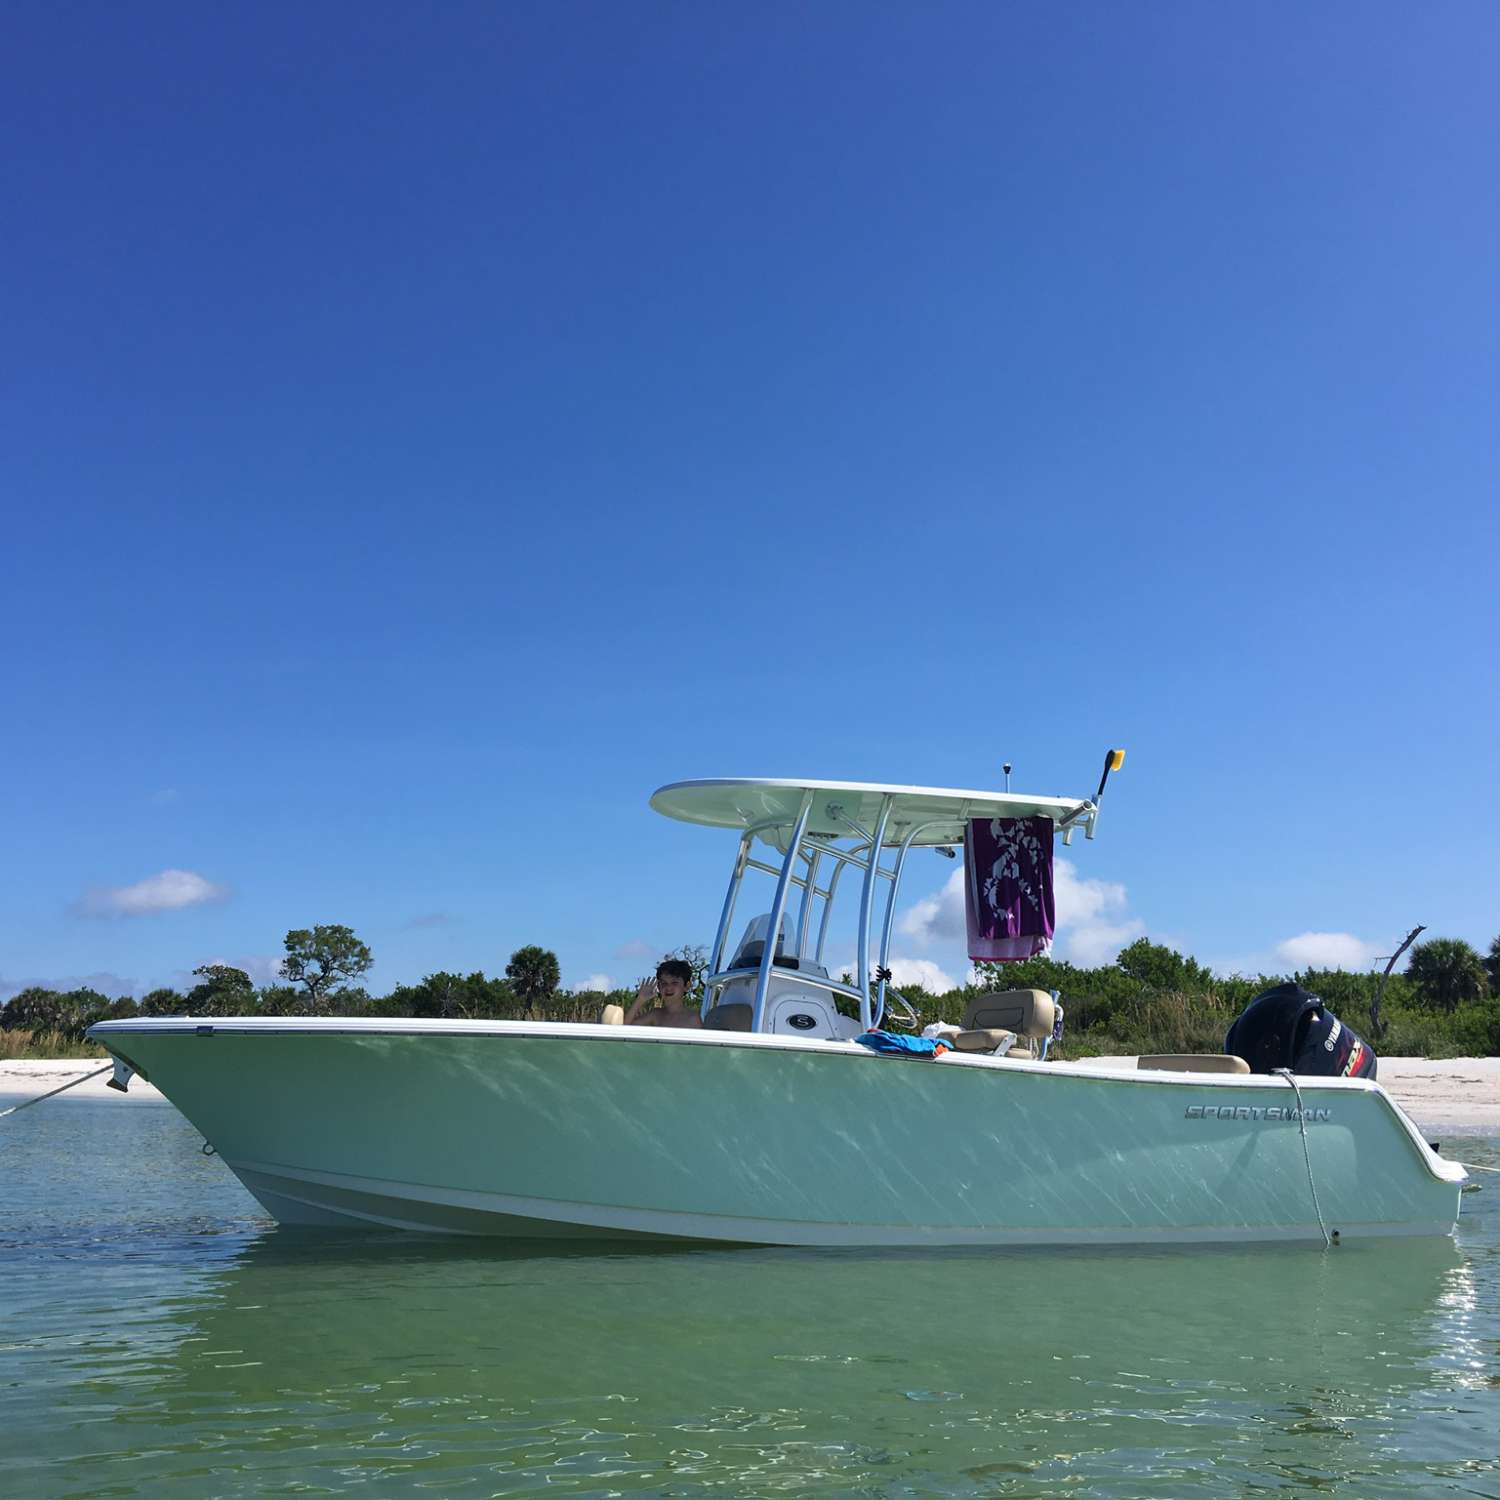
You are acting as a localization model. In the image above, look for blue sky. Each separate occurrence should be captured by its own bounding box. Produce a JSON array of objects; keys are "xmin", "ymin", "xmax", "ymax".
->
[{"xmin": 3, "ymin": 1, "xmax": 1495, "ymax": 1000}]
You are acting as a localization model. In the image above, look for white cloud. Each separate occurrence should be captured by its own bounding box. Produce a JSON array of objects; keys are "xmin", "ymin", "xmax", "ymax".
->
[
  {"xmin": 1061, "ymin": 919, "xmax": 1145, "ymax": 968},
  {"xmin": 77, "ymin": 869, "xmax": 229, "ymax": 918},
  {"xmin": 831, "ymin": 955, "xmax": 959, "ymax": 994},
  {"xmin": 896, "ymin": 859, "xmax": 1144, "ymax": 968},
  {"xmin": 898, "ymin": 868, "xmax": 966, "ymax": 945},
  {"xmin": 613, "ymin": 939, "xmax": 656, "ymax": 960},
  {"xmin": 1274, "ymin": 932, "xmax": 1381, "ymax": 971},
  {"xmin": 1052, "ymin": 860, "xmax": 1125, "ymax": 928},
  {"xmin": 1053, "ymin": 860, "xmax": 1144, "ymax": 966},
  {"xmin": 885, "ymin": 957, "xmax": 958, "ymax": 993},
  {"xmin": 571, "ymin": 973, "xmax": 614, "ymax": 994}
]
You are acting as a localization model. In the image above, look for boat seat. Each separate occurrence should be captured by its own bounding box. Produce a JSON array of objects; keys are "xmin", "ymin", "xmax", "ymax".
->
[
  {"xmin": 703, "ymin": 1002, "xmax": 753, "ymax": 1032},
  {"xmin": 951, "ymin": 1027, "xmax": 1023, "ymax": 1055},
  {"xmin": 1138, "ymin": 1053, "xmax": 1250, "ymax": 1074},
  {"xmin": 729, "ymin": 947, "xmax": 803, "ymax": 972},
  {"xmin": 601, "ymin": 1004, "xmax": 625, "ymax": 1026},
  {"xmin": 950, "ymin": 990, "xmax": 1055, "ymax": 1055}
]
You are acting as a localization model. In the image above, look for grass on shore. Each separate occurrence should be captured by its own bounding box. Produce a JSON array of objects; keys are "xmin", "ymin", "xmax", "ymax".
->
[{"xmin": 0, "ymin": 1030, "xmax": 108, "ymax": 1061}]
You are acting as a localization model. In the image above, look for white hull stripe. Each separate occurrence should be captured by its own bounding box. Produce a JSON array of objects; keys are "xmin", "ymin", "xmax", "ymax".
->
[{"xmin": 230, "ymin": 1158, "xmax": 1453, "ymax": 1248}]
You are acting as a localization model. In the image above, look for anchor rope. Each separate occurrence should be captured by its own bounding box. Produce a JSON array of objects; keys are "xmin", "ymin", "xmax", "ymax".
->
[
  {"xmin": 1273, "ymin": 1067, "xmax": 1332, "ymax": 1249},
  {"xmin": 0, "ymin": 1064, "xmax": 113, "ymax": 1120}
]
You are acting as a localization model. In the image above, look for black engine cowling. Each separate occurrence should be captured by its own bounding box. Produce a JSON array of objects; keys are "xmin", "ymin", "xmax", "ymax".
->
[{"xmin": 1224, "ymin": 982, "xmax": 1377, "ymax": 1080}]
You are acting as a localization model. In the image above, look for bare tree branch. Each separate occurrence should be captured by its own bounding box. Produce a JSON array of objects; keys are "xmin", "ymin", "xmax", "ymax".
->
[{"xmin": 1370, "ymin": 923, "xmax": 1425, "ymax": 1042}]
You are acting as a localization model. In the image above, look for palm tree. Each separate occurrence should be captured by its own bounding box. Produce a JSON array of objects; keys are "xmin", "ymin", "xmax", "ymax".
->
[
  {"xmin": 1405, "ymin": 938, "xmax": 1489, "ymax": 1013},
  {"xmin": 506, "ymin": 946, "xmax": 561, "ymax": 1012},
  {"xmin": 1486, "ymin": 935, "xmax": 1500, "ymax": 996}
]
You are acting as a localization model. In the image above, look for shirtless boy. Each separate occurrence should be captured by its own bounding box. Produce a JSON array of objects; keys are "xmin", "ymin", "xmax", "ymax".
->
[{"xmin": 624, "ymin": 959, "xmax": 700, "ymax": 1028}]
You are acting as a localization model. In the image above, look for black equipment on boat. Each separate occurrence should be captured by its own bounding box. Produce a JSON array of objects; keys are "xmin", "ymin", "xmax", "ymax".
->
[{"xmin": 1224, "ymin": 982, "xmax": 1377, "ymax": 1080}]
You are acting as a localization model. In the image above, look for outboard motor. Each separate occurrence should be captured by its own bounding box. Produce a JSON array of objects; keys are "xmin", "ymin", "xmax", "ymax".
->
[{"xmin": 1224, "ymin": 982, "xmax": 1377, "ymax": 1080}]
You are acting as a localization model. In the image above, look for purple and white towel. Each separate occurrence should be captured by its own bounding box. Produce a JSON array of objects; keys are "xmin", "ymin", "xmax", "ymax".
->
[{"xmin": 964, "ymin": 815, "xmax": 1055, "ymax": 962}]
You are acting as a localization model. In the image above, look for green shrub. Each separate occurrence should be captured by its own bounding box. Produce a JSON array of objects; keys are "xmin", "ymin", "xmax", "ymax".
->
[{"xmin": 1380, "ymin": 999, "xmax": 1500, "ymax": 1058}]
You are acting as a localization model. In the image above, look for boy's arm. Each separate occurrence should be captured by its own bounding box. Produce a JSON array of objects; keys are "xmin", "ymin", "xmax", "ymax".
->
[{"xmin": 623, "ymin": 978, "xmax": 655, "ymax": 1025}]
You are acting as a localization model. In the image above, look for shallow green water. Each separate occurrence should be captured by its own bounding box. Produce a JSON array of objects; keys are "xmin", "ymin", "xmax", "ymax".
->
[{"xmin": 2, "ymin": 1094, "xmax": 1497, "ymax": 1498}]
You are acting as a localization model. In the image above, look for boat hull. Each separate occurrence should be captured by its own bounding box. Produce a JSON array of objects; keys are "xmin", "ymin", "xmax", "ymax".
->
[{"xmin": 89, "ymin": 1020, "xmax": 1466, "ymax": 1246}]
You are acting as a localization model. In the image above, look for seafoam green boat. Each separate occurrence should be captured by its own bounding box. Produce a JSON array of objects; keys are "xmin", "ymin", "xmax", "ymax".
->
[{"xmin": 90, "ymin": 768, "xmax": 1468, "ymax": 1245}]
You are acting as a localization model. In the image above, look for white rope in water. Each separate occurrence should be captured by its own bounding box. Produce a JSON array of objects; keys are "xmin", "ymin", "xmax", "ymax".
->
[
  {"xmin": 1272, "ymin": 1067, "xmax": 1333, "ymax": 1249},
  {"xmin": 0, "ymin": 1064, "xmax": 113, "ymax": 1120}
]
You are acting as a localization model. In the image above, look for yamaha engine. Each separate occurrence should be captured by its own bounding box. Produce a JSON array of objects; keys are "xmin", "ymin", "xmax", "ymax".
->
[{"xmin": 1224, "ymin": 982, "xmax": 1377, "ymax": 1080}]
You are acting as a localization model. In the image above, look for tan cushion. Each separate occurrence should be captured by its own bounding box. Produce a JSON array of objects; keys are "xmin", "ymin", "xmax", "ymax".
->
[
  {"xmin": 963, "ymin": 989, "xmax": 1055, "ymax": 1040},
  {"xmin": 601, "ymin": 1004, "xmax": 625, "ymax": 1026},
  {"xmin": 951, "ymin": 1027, "xmax": 1019, "ymax": 1053},
  {"xmin": 1138, "ymin": 1053, "xmax": 1250, "ymax": 1074}
]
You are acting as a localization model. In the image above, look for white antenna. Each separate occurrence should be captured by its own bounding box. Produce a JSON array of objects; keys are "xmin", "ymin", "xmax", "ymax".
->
[{"xmin": 1003, "ymin": 762, "xmax": 1012, "ymax": 791}]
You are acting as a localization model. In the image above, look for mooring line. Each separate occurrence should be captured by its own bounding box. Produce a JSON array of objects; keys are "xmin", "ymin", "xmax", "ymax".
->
[
  {"xmin": 0, "ymin": 1064, "xmax": 113, "ymax": 1119},
  {"xmin": 1272, "ymin": 1068, "xmax": 1333, "ymax": 1248}
]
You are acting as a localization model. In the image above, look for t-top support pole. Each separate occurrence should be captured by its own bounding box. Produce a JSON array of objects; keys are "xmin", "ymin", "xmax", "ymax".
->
[
  {"xmin": 857, "ymin": 795, "xmax": 894, "ymax": 1031},
  {"xmin": 704, "ymin": 831, "xmax": 752, "ymax": 1019},
  {"xmin": 795, "ymin": 846, "xmax": 821, "ymax": 960},
  {"xmin": 874, "ymin": 819, "xmax": 946, "ymax": 1028},
  {"xmin": 752, "ymin": 790, "xmax": 814, "ymax": 1032}
]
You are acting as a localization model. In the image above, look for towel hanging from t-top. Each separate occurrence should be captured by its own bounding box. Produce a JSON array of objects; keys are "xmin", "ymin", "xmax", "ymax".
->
[{"xmin": 964, "ymin": 816, "xmax": 1055, "ymax": 962}]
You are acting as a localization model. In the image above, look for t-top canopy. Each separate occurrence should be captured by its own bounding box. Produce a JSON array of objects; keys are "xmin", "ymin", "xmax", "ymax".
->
[{"xmin": 650, "ymin": 778, "xmax": 1096, "ymax": 849}]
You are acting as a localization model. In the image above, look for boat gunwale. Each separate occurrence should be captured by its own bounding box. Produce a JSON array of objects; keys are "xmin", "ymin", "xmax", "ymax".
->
[
  {"xmin": 87, "ymin": 1018, "xmax": 1465, "ymax": 1188},
  {"xmin": 87, "ymin": 1014, "xmax": 1404, "ymax": 1098},
  {"xmin": 82, "ymin": 1015, "xmax": 1399, "ymax": 1090}
]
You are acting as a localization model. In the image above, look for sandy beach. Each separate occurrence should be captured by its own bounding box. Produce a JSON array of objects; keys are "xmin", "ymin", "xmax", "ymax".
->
[
  {"xmin": 1358, "ymin": 1057, "xmax": 1500, "ymax": 1135},
  {"xmin": 1, "ymin": 1058, "xmax": 168, "ymax": 1106},
  {"xmin": 3, "ymin": 1055, "xmax": 1497, "ymax": 1134}
]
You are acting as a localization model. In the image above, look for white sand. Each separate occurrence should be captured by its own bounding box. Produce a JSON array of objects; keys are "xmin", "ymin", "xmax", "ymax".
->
[
  {"xmin": 3, "ymin": 1055, "xmax": 1496, "ymax": 1133},
  {"xmin": 0, "ymin": 1058, "xmax": 166, "ymax": 1105},
  {"xmin": 1364, "ymin": 1057, "xmax": 1500, "ymax": 1135}
]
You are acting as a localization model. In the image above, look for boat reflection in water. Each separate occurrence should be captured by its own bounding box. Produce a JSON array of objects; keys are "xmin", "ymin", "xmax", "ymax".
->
[{"xmin": 44, "ymin": 1230, "xmax": 1495, "ymax": 1495}]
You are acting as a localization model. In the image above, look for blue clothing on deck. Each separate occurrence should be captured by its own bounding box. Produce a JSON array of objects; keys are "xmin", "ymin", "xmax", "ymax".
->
[{"xmin": 854, "ymin": 1030, "xmax": 948, "ymax": 1058}]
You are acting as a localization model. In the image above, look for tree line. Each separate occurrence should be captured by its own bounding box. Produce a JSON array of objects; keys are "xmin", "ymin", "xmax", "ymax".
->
[
  {"xmin": 3, "ymin": 924, "xmax": 1497, "ymax": 1058},
  {"xmin": 0, "ymin": 926, "xmax": 703, "ymax": 1042},
  {"xmin": 949, "ymin": 934, "xmax": 1500, "ymax": 1059}
]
